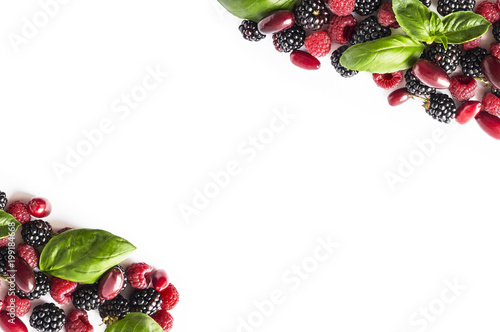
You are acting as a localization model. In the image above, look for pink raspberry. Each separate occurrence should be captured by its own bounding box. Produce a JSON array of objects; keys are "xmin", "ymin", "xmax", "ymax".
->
[
  {"xmin": 372, "ymin": 71, "xmax": 403, "ymax": 89},
  {"xmin": 126, "ymin": 262, "xmax": 153, "ymax": 289},
  {"xmin": 463, "ymin": 37, "xmax": 481, "ymax": 51},
  {"xmin": 449, "ymin": 75, "xmax": 477, "ymax": 101},
  {"xmin": 378, "ymin": 3, "xmax": 399, "ymax": 28},
  {"xmin": 482, "ymin": 92, "xmax": 500, "ymax": 116},
  {"xmin": 0, "ymin": 237, "xmax": 9, "ymax": 247},
  {"xmin": 305, "ymin": 31, "xmax": 332, "ymax": 57},
  {"xmin": 17, "ymin": 244, "xmax": 39, "ymax": 269},
  {"xmin": 151, "ymin": 310, "xmax": 174, "ymax": 331},
  {"xmin": 491, "ymin": 43, "xmax": 500, "ymax": 59},
  {"xmin": 327, "ymin": 15, "xmax": 357, "ymax": 44},
  {"xmin": 65, "ymin": 310, "xmax": 94, "ymax": 332},
  {"xmin": 328, "ymin": 0, "xmax": 356, "ymax": 16},
  {"xmin": 160, "ymin": 283, "xmax": 180, "ymax": 311},
  {"xmin": 6, "ymin": 201, "xmax": 30, "ymax": 224},
  {"xmin": 476, "ymin": 1, "xmax": 500, "ymax": 23},
  {"xmin": 50, "ymin": 277, "xmax": 78, "ymax": 305},
  {"xmin": 4, "ymin": 294, "xmax": 31, "ymax": 317}
]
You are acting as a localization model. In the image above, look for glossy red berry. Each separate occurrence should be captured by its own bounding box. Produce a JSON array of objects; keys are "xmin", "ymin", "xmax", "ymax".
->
[
  {"xmin": 98, "ymin": 266, "xmax": 125, "ymax": 300},
  {"xmin": 152, "ymin": 270, "xmax": 169, "ymax": 292},
  {"xmin": 14, "ymin": 256, "xmax": 36, "ymax": 294},
  {"xmin": 0, "ymin": 311, "xmax": 28, "ymax": 332},
  {"xmin": 481, "ymin": 55, "xmax": 500, "ymax": 90},
  {"xmin": 290, "ymin": 50, "xmax": 321, "ymax": 70},
  {"xmin": 27, "ymin": 197, "xmax": 52, "ymax": 218},
  {"xmin": 412, "ymin": 59, "xmax": 450, "ymax": 89},
  {"xmin": 476, "ymin": 111, "xmax": 500, "ymax": 139},
  {"xmin": 258, "ymin": 11, "xmax": 295, "ymax": 34},
  {"xmin": 388, "ymin": 88, "xmax": 410, "ymax": 106},
  {"xmin": 456, "ymin": 101, "xmax": 482, "ymax": 124}
]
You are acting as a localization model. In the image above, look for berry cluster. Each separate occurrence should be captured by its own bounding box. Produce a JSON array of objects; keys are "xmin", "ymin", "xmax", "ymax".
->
[
  {"xmin": 0, "ymin": 192, "xmax": 179, "ymax": 331},
  {"xmin": 235, "ymin": 0, "xmax": 500, "ymax": 140}
]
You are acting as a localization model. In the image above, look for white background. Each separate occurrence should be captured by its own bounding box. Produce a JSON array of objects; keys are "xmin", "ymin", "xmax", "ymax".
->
[{"xmin": 1, "ymin": 0, "xmax": 500, "ymax": 331}]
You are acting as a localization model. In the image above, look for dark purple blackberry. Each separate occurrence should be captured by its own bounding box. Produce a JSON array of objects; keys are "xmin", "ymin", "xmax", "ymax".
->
[
  {"xmin": 493, "ymin": 21, "xmax": 500, "ymax": 42},
  {"xmin": 73, "ymin": 284, "xmax": 105, "ymax": 311},
  {"xmin": 354, "ymin": 0, "xmax": 381, "ymax": 15},
  {"xmin": 349, "ymin": 16, "xmax": 391, "ymax": 45},
  {"xmin": 129, "ymin": 288, "xmax": 163, "ymax": 316},
  {"xmin": 272, "ymin": 24, "xmax": 306, "ymax": 52},
  {"xmin": 425, "ymin": 93, "xmax": 456, "ymax": 123},
  {"xmin": 425, "ymin": 43, "xmax": 461, "ymax": 73},
  {"xmin": 419, "ymin": 0, "xmax": 431, "ymax": 7},
  {"xmin": 21, "ymin": 219, "xmax": 52, "ymax": 247},
  {"xmin": 492, "ymin": 86, "xmax": 500, "ymax": 97},
  {"xmin": 30, "ymin": 303, "xmax": 66, "ymax": 332},
  {"xmin": 295, "ymin": 0, "xmax": 331, "ymax": 31},
  {"xmin": 16, "ymin": 271, "xmax": 50, "ymax": 300},
  {"xmin": 0, "ymin": 191, "xmax": 7, "ymax": 210},
  {"xmin": 405, "ymin": 68, "xmax": 436, "ymax": 96},
  {"xmin": 460, "ymin": 47, "xmax": 487, "ymax": 78},
  {"xmin": 437, "ymin": 0, "xmax": 475, "ymax": 16},
  {"xmin": 239, "ymin": 20, "xmax": 266, "ymax": 42},
  {"xmin": 331, "ymin": 45, "xmax": 359, "ymax": 78},
  {"xmin": 0, "ymin": 247, "xmax": 10, "ymax": 276},
  {"xmin": 116, "ymin": 265, "xmax": 128, "ymax": 291},
  {"xmin": 99, "ymin": 294, "xmax": 130, "ymax": 326}
]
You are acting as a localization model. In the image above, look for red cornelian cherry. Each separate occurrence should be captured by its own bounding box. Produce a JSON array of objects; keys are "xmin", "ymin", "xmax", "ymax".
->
[
  {"xmin": 0, "ymin": 311, "xmax": 28, "ymax": 332},
  {"xmin": 290, "ymin": 50, "xmax": 321, "ymax": 70},
  {"xmin": 152, "ymin": 269, "xmax": 169, "ymax": 292},
  {"xmin": 257, "ymin": 11, "xmax": 295, "ymax": 34},
  {"xmin": 456, "ymin": 101, "xmax": 482, "ymax": 124},
  {"xmin": 481, "ymin": 55, "xmax": 500, "ymax": 90},
  {"xmin": 15, "ymin": 256, "xmax": 36, "ymax": 294},
  {"xmin": 412, "ymin": 59, "xmax": 450, "ymax": 89},
  {"xmin": 28, "ymin": 197, "xmax": 52, "ymax": 218},
  {"xmin": 98, "ymin": 266, "xmax": 125, "ymax": 300},
  {"xmin": 476, "ymin": 111, "xmax": 500, "ymax": 139},
  {"xmin": 388, "ymin": 88, "xmax": 410, "ymax": 106}
]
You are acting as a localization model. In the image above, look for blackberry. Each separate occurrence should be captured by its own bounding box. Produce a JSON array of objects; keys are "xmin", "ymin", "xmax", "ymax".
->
[
  {"xmin": 238, "ymin": 20, "xmax": 266, "ymax": 42},
  {"xmin": 129, "ymin": 288, "xmax": 163, "ymax": 316},
  {"xmin": 30, "ymin": 303, "xmax": 66, "ymax": 332},
  {"xmin": 493, "ymin": 21, "xmax": 500, "ymax": 42},
  {"xmin": 0, "ymin": 246, "xmax": 11, "ymax": 276},
  {"xmin": 425, "ymin": 43, "xmax": 461, "ymax": 73},
  {"xmin": 295, "ymin": 0, "xmax": 331, "ymax": 31},
  {"xmin": 437, "ymin": 0, "xmax": 475, "ymax": 16},
  {"xmin": 419, "ymin": 0, "xmax": 431, "ymax": 7},
  {"xmin": 272, "ymin": 24, "xmax": 306, "ymax": 52},
  {"xmin": 350, "ymin": 16, "xmax": 391, "ymax": 45},
  {"xmin": 117, "ymin": 265, "xmax": 128, "ymax": 291},
  {"xmin": 460, "ymin": 47, "xmax": 487, "ymax": 78},
  {"xmin": 425, "ymin": 93, "xmax": 456, "ymax": 123},
  {"xmin": 73, "ymin": 284, "xmax": 105, "ymax": 311},
  {"xmin": 21, "ymin": 219, "xmax": 52, "ymax": 247},
  {"xmin": 99, "ymin": 294, "xmax": 130, "ymax": 326},
  {"xmin": 16, "ymin": 271, "xmax": 50, "ymax": 300},
  {"xmin": 492, "ymin": 86, "xmax": 500, "ymax": 97},
  {"xmin": 354, "ymin": 0, "xmax": 381, "ymax": 16},
  {"xmin": 405, "ymin": 69, "xmax": 436, "ymax": 96},
  {"xmin": 0, "ymin": 191, "xmax": 7, "ymax": 210},
  {"xmin": 331, "ymin": 46, "xmax": 359, "ymax": 78}
]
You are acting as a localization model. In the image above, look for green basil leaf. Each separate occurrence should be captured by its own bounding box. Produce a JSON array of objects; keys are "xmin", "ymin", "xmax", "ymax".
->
[
  {"xmin": 441, "ymin": 11, "xmax": 491, "ymax": 44},
  {"xmin": 217, "ymin": 0, "xmax": 298, "ymax": 22},
  {"xmin": 0, "ymin": 211, "xmax": 21, "ymax": 239},
  {"xmin": 105, "ymin": 313, "xmax": 163, "ymax": 332},
  {"xmin": 39, "ymin": 229, "xmax": 136, "ymax": 283},
  {"xmin": 393, "ymin": 0, "xmax": 443, "ymax": 43},
  {"xmin": 340, "ymin": 35, "xmax": 425, "ymax": 73},
  {"xmin": 433, "ymin": 34, "xmax": 449, "ymax": 48}
]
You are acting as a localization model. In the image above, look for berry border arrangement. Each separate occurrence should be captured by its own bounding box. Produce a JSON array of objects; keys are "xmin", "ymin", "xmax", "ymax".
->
[
  {"xmin": 0, "ymin": 192, "xmax": 179, "ymax": 332},
  {"xmin": 220, "ymin": 0, "xmax": 500, "ymax": 140}
]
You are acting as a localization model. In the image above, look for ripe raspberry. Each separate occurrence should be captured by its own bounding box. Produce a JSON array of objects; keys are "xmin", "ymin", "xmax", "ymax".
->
[
  {"xmin": 463, "ymin": 37, "xmax": 481, "ymax": 51},
  {"xmin": 51, "ymin": 277, "xmax": 78, "ymax": 305},
  {"xmin": 151, "ymin": 310, "xmax": 174, "ymax": 331},
  {"xmin": 449, "ymin": 75, "xmax": 477, "ymax": 101},
  {"xmin": 491, "ymin": 42, "xmax": 500, "ymax": 59},
  {"xmin": 17, "ymin": 244, "xmax": 39, "ymax": 269},
  {"xmin": 126, "ymin": 262, "xmax": 153, "ymax": 289},
  {"xmin": 65, "ymin": 310, "xmax": 94, "ymax": 332},
  {"xmin": 160, "ymin": 283, "xmax": 180, "ymax": 311},
  {"xmin": 6, "ymin": 201, "xmax": 30, "ymax": 224},
  {"xmin": 327, "ymin": 15, "xmax": 357, "ymax": 44},
  {"xmin": 4, "ymin": 294, "xmax": 31, "ymax": 317},
  {"xmin": 476, "ymin": 1, "xmax": 500, "ymax": 23},
  {"xmin": 0, "ymin": 237, "xmax": 9, "ymax": 247},
  {"xmin": 482, "ymin": 92, "xmax": 500, "ymax": 116},
  {"xmin": 328, "ymin": 0, "xmax": 356, "ymax": 15},
  {"xmin": 372, "ymin": 71, "xmax": 403, "ymax": 89},
  {"xmin": 305, "ymin": 31, "xmax": 332, "ymax": 57},
  {"xmin": 377, "ymin": 2, "xmax": 399, "ymax": 28}
]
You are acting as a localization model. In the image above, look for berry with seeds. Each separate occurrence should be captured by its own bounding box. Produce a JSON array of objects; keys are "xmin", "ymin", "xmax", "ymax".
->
[
  {"xmin": 461, "ymin": 47, "xmax": 488, "ymax": 77},
  {"xmin": 482, "ymin": 92, "xmax": 500, "ymax": 116},
  {"xmin": 272, "ymin": 24, "xmax": 306, "ymax": 53},
  {"xmin": 239, "ymin": 20, "xmax": 266, "ymax": 42},
  {"xmin": 0, "ymin": 246, "xmax": 11, "ymax": 276},
  {"xmin": 449, "ymin": 75, "xmax": 477, "ymax": 101},
  {"xmin": 476, "ymin": 1, "xmax": 499, "ymax": 23},
  {"xmin": 0, "ymin": 311, "xmax": 28, "ymax": 332},
  {"xmin": 152, "ymin": 269, "xmax": 169, "ymax": 292},
  {"xmin": 349, "ymin": 16, "xmax": 391, "ymax": 45},
  {"xmin": 21, "ymin": 219, "xmax": 52, "ymax": 247},
  {"xmin": 419, "ymin": 0, "xmax": 431, "ymax": 6},
  {"xmin": 4, "ymin": 294, "xmax": 31, "ymax": 317},
  {"xmin": 437, "ymin": 0, "xmax": 475, "ymax": 16},
  {"xmin": 327, "ymin": 14, "xmax": 357, "ymax": 44},
  {"xmin": 258, "ymin": 11, "xmax": 295, "ymax": 34},
  {"xmin": 456, "ymin": 101, "xmax": 482, "ymax": 124},
  {"xmin": 494, "ymin": 20, "xmax": 500, "ymax": 41},
  {"xmin": 290, "ymin": 50, "xmax": 322, "ymax": 70},
  {"xmin": 425, "ymin": 43, "xmax": 461, "ymax": 73},
  {"xmin": 17, "ymin": 243, "xmax": 39, "ymax": 269},
  {"xmin": 372, "ymin": 71, "xmax": 403, "ymax": 89},
  {"xmin": 463, "ymin": 37, "xmax": 481, "ymax": 51},
  {"xmin": 0, "ymin": 191, "xmax": 7, "ymax": 210},
  {"xmin": 295, "ymin": 0, "xmax": 331, "ymax": 31},
  {"xmin": 99, "ymin": 295, "xmax": 130, "ymax": 326},
  {"xmin": 405, "ymin": 68, "xmax": 436, "ymax": 96},
  {"xmin": 305, "ymin": 31, "xmax": 332, "ymax": 57},
  {"xmin": 129, "ymin": 288, "xmax": 163, "ymax": 315},
  {"xmin": 388, "ymin": 88, "xmax": 411, "ymax": 106},
  {"xmin": 476, "ymin": 110, "xmax": 500, "ymax": 139},
  {"xmin": 160, "ymin": 283, "xmax": 180, "ymax": 311},
  {"xmin": 16, "ymin": 271, "xmax": 49, "ymax": 300},
  {"xmin": 331, "ymin": 45, "xmax": 359, "ymax": 77},
  {"xmin": 491, "ymin": 42, "xmax": 500, "ymax": 59},
  {"xmin": 72, "ymin": 284, "xmax": 104, "ymax": 311},
  {"xmin": 0, "ymin": 236, "xmax": 9, "ymax": 247},
  {"xmin": 127, "ymin": 262, "xmax": 153, "ymax": 289},
  {"xmin": 425, "ymin": 93, "xmax": 457, "ymax": 123},
  {"xmin": 328, "ymin": 0, "xmax": 356, "ymax": 16},
  {"xmin": 28, "ymin": 197, "xmax": 52, "ymax": 218},
  {"xmin": 377, "ymin": 3, "xmax": 399, "ymax": 28},
  {"xmin": 50, "ymin": 277, "xmax": 78, "ymax": 305},
  {"xmin": 354, "ymin": 0, "xmax": 381, "ymax": 15},
  {"xmin": 7, "ymin": 201, "xmax": 31, "ymax": 224},
  {"xmin": 65, "ymin": 310, "xmax": 94, "ymax": 332},
  {"xmin": 151, "ymin": 310, "xmax": 174, "ymax": 332},
  {"xmin": 30, "ymin": 302, "xmax": 66, "ymax": 332}
]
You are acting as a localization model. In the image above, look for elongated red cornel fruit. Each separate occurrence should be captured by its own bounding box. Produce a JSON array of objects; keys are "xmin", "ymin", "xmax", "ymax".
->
[
  {"xmin": 258, "ymin": 11, "xmax": 295, "ymax": 34},
  {"xmin": 456, "ymin": 101, "xmax": 482, "ymax": 124},
  {"xmin": 290, "ymin": 50, "xmax": 321, "ymax": 70},
  {"xmin": 152, "ymin": 269, "xmax": 169, "ymax": 292},
  {"xmin": 98, "ymin": 266, "xmax": 125, "ymax": 300},
  {"xmin": 412, "ymin": 59, "xmax": 450, "ymax": 89},
  {"xmin": 481, "ymin": 55, "xmax": 500, "ymax": 90},
  {"xmin": 15, "ymin": 256, "xmax": 36, "ymax": 294},
  {"xmin": 476, "ymin": 111, "xmax": 500, "ymax": 139},
  {"xmin": 388, "ymin": 88, "xmax": 410, "ymax": 106},
  {"xmin": 0, "ymin": 311, "xmax": 28, "ymax": 332}
]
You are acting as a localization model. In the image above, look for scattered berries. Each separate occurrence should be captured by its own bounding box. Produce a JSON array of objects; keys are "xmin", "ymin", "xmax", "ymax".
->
[
  {"xmin": 425, "ymin": 93, "xmax": 457, "ymax": 123},
  {"xmin": 127, "ymin": 262, "xmax": 153, "ymax": 289},
  {"xmin": 272, "ymin": 24, "xmax": 306, "ymax": 52},
  {"xmin": 354, "ymin": 0, "xmax": 381, "ymax": 15},
  {"xmin": 295, "ymin": 0, "xmax": 331, "ymax": 31},
  {"xmin": 449, "ymin": 75, "xmax": 477, "ymax": 101},
  {"xmin": 463, "ymin": 37, "xmax": 481, "ymax": 51},
  {"xmin": 305, "ymin": 31, "xmax": 332, "ymax": 57},
  {"xmin": 377, "ymin": 2, "xmax": 399, "ymax": 28},
  {"xmin": 482, "ymin": 92, "xmax": 500, "ymax": 116},
  {"xmin": 0, "ymin": 191, "xmax": 7, "ymax": 210},
  {"xmin": 129, "ymin": 288, "xmax": 163, "ymax": 316},
  {"xmin": 30, "ymin": 303, "xmax": 66, "ymax": 332},
  {"xmin": 239, "ymin": 20, "xmax": 266, "ymax": 42},
  {"xmin": 328, "ymin": 0, "xmax": 356, "ymax": 16},
  {"xmin": 72, "ymin": 284, "xmax": 105, "ymax": 311},
  {"xmin": 152, "ymin": 310, "xmax": 174, "ymax": 332},
  {"xmin": 99, "ymin": 294, "xmax": 130, "ymax": 326},
  {"xmin": 405, "ymin": 68, "xmax": 436, "ymax": 96},
  {"xmin": 331, "ymin": 45, "xmax": 359, "ymax": 77},
  {"xmin": 4, "ymin": 294, "xmax": 31, "ymax": 317},
  {"xmin": 50, "ymin": 277, "xmax": 78, "ymax": 305},
  {"xmin": 17, "ymin": 243, "xmax": 39, "ymax": 269},
  {"xmin": 65, "ymin": 310, "xmax": 94, "ymax": 332},
  {"xmin": 491, "ymin": 42, "xmax": 500, "ymax": 59},
  {"xmin": 161, "ymin": 283, "xmax": 180, "ymax": 311},
  {"xmin": 475, "ymin": 1, "xmax": 500, "ymax": 23},
  {"xmin": 460, "ymin": 47, "xmax": 488, "ymax": 77},
  {"xmin": 16, "ymin": 271, "xmax": 50, "ymax": 300},
  {"xmin": 7, "ymin": 201, "xmax": 31, "ymax": 224},
  {"xmin": 437, "ymin": 0, "xmax": 475, "ymax": 16},
  {"xmin": 373, "ymin": 71, "xmax": 403, "ymax": 89},
  {"xmin": 327, "ymin": 14, "xmax": 357, "ymax": 44},
  {"xmin": 425, "ymin": 43, "xmax": 461, "ymax": 73},
  {"xmin": 350, "ymin": 16, "xmax": 391, "ymax": 45}
]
